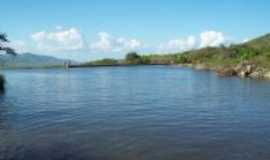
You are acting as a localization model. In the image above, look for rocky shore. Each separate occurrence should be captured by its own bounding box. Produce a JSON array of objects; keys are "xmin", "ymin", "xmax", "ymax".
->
[
  {"xmin": 216, "ymin": 62, "xmax": 270, "ymax": 79},
  {"xmin": 179, "ymin": 62, "xmax": 270, "ymax": 80}
]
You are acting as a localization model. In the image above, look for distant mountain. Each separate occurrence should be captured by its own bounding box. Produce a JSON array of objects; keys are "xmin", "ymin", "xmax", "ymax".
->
[{"xmin": 0, "ymin": 53, "xmax": 72, "ymax": 68}]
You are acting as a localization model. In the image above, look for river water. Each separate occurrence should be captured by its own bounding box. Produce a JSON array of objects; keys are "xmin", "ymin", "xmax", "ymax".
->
[{"xmin": 1, "ymin": 66, "xmax": 270, "ymax": 160}]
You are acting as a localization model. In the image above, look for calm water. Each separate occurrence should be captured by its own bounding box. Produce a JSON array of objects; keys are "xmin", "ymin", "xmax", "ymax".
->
[{"xmin": 1, "ymin": 66, "xmax": 270, "ymax": 160}]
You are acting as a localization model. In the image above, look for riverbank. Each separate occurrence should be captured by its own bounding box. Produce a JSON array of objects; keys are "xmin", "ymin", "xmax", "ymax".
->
[
  {"xmin": 45, "ymin": 33, "xmax": 270, "ymax": 81},
  {"xmin": 177, "ymin": 62, "xmax": 270, "ymax": 80},
  {"xmin": 155, "ymin": 33, "xmax": 270, "ymax": 80}
]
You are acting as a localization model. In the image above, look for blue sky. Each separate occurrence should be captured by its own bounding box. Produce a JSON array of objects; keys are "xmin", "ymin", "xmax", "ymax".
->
[{"xmin": 1, "ymin": 0, "xmax": 270, "ymax": 61}]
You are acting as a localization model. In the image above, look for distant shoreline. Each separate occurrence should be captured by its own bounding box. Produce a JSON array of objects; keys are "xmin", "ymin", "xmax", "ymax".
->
[{"xmin": 69, "ymin": 63, "xmax": 169, "ymax": 68}]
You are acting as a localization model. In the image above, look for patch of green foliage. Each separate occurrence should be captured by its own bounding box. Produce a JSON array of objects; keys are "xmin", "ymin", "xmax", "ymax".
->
[
  {"xmin": 125, "ymin": 52, "xmax": 143, "ymax": 64},
  {"xmin": 82, "ymin": 33, "xmax": 270, "ymax": 69},
  {"xmin": 140, "ymin": 54, "xmax": 178, "ymax": 64},
  {"xmin": 159, "ymin": 34, "xmax": 270, "ymax": 69},
  {"xmin": 139, "ymin": 33, "xmax": 270, "ymax": 69},
  {"xmin": 90, "ymin": 58, "xmax": 119, "ymax": 65}
]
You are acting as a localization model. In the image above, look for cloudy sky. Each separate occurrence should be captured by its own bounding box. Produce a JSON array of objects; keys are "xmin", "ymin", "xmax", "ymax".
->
[{"xmin": 1, "ymin": 0, "xmax": 270, "ymax": 61}]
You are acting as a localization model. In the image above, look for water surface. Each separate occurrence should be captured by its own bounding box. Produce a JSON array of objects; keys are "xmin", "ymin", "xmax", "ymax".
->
[{"xmin": 1, "ymin": 66, "xmax": 270, "ymax": 160}]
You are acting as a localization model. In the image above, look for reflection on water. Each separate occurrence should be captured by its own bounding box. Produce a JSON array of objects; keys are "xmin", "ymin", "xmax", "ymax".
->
[{"xmin": 1, "ymin": 66, "xmax": 270, "ymax": 160}]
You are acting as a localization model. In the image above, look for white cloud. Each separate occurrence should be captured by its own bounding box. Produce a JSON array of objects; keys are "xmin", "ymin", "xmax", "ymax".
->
[
  {"xmin": 116, "ymin": 38, "xmax": 142, "ymax": 51},
  {"xmin": 7, "ymin": 29, "xmax": 229, "ymax": 59},
  {"xmin": 90, "ymin": 32, "xmax": 112, "ymax": 52},
  {"xmin": 90, "ymin": 32, "xmax": 143, "ymax": 53},
  {"xmin": 159, "ymin": 36, "xmax": 197, "ymax": 52},
  {"xmin": 200, "ymin": 31, "xmax": 225, "ymax": 48},
  {"xmin": 158, "ymin": 31, "xmax": 227, "ymax": 53},
  {"xmin": 31, "ymin": 28, "xmax": 85, "ymax": 52},
  {"xmin": 8, "ymin": 40, "xmax": 29, "ymax": 53},
  {"xmin": 242, "ymin": 38, "xmax": 250, "ymax": 43},
  {"xmin": 1, "ymin": 40, "xmax": 34, "ymax": 54}
]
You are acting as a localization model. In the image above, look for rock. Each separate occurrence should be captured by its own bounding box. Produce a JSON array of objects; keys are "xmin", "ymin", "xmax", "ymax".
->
[
  {"xmin": 194, "ymin": 64, "xmax": 208, "ymax": 70},
  {"xmin": 239, "ymin": 70, "xmax": 248, "ymax": 78},
  {"xmin": 264, "ymin": 72, "xmax": 270, "ymax": 80},
  {"xmin": 249, "ymin": 71, "xmax": 262, "ymax": 79},
  {"xmin": 185, "ymin": 64, "xmax": 193, "ymax": 68},
  {"xmin": 248, "ymin": 68, "xmax": 264, "ymax": 79},
  {"xmin": 177, "ymin": 64, "xmax": 193, "ymax": 68},
  {"xmin": 234, "ymin": 64, "xmax": 244, "ymax": 73},
  {"xmin": 234, "ymin": 62, "xmax": 257, "ymax": 78},
  {"xmin": 217, "ymin": 68, "xmax": 237, "ymax": 77},
  {"xmin": 246, "ymin": 65, "xmax": 253, "ymax": 74}
]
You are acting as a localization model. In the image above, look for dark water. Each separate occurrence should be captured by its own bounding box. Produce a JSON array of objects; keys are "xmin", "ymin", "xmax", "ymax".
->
[{"xmin": 1, "ymin": 66, "xmax": 270, "ymax": 160}]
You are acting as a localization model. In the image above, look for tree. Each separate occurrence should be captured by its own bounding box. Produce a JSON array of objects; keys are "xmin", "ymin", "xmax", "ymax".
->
[
  {"xmin": 125, "ymin": 52, "xmax": 142, "ymax": 64},
  {"xmin": 0, "ymin": 33, "xmax": 16, "ymax": 56},
  {"xmin": 0, "ymin": 33, "xmax": 16, "ymax": 92}
]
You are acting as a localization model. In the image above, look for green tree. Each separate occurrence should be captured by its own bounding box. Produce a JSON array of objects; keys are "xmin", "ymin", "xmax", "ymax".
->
[
  {"xmin": 125, "ymin": 52, "xmax": 142, "ymax": 64},
  {"xmin": 0, "ymin": 33, "xmax": 16, "ymax": 92},
  {"xmin": 0, "ymin": 33, "xmax": 16, "ymax": 55}
]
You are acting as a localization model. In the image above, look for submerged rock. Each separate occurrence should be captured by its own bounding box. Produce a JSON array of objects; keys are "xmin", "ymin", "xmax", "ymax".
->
[
  {"xmin": 193, "ymin": 64, "xmax": 208, "ymax": 70},
  {"xmin": 216, "ymin": 68, "xmax": 237, "ymax": 77}
]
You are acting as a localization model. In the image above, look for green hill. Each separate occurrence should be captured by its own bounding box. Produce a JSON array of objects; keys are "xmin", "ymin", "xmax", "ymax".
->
[
  {"xmin": 173, "ymin": 33, "xmax": 270, "ymax": 69},
  {"xmin": 246, "ymin": 33, "xmax": 270, "ymax": 51},
  {"xmin": 158, "ymin": 33, "xmax": 270, "ymax": 78}
]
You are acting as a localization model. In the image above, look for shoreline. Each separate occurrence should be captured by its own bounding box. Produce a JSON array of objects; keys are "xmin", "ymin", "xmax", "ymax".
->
[
  {"xmin": 69, "ymin": 63, "xmax": 170, "ymax": 68},
  {"xmin": 70, "ymin": 62, "xmax": 270, "ymax": 81},
  {"xmin": 2, "ymin": 62, "xmax": 270, "ymax": 81},
  {"xmin": 176, "ymin": 62, "xmax": 270, "ymax": 80}
]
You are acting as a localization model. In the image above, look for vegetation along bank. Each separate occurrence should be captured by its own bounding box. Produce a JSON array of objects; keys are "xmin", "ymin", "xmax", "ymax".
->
[{"xmin": 80, "ymin": 33, "xmax": 270, "ymax": 80}]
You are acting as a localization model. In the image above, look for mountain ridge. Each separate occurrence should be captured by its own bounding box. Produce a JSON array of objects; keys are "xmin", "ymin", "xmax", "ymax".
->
[{"xmin": 0, "ymin": 53, "xmax": 73, "ymax": 68}]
